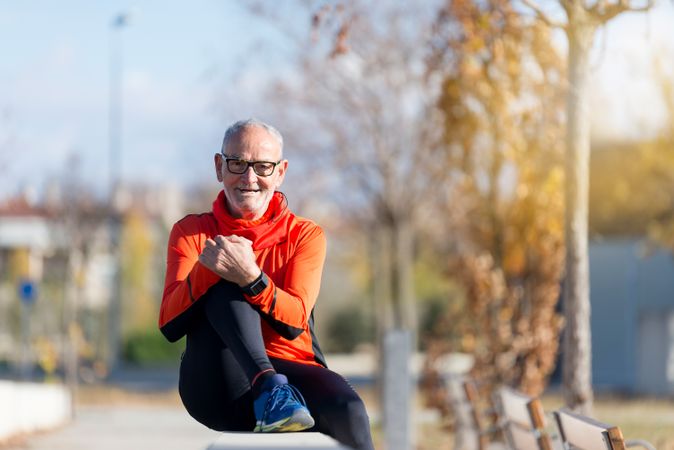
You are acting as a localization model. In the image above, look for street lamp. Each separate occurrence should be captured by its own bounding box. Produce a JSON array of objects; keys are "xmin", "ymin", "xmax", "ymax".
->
[
  {"xmin": 107, "ymin": 11, "xmax": 131, "ymax": 374},
  {"xmin": 109, "ymin": 12, "xmax": 130, "ymax": 202}
]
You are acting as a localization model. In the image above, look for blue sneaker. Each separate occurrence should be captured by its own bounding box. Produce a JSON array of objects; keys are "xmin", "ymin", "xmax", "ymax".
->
[{"xmin": 253, "ymin": 374, "xmax": 315, "ymax": 432}]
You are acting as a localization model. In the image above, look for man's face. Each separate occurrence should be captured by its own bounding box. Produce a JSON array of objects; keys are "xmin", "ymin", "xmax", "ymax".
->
[{"xmin": 215, "ymin": 125, "xmax": 287, "ymax": 220}]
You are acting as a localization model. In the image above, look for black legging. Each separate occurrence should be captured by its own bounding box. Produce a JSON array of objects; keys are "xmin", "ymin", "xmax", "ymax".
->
[{"xmin": 178, "ymin": 280, "xmax": 374, "ymax": 450}]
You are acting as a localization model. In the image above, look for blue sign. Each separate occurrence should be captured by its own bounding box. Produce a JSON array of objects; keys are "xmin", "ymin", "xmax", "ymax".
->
[{"xmin": 18, "ymin": 279, "xmax": 37, "ymax": 305}]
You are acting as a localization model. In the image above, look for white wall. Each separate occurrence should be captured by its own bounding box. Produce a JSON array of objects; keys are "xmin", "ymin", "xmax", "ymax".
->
[{"xmin": 0, "ymin": 381, "xmax": 72, "ymax": 442}]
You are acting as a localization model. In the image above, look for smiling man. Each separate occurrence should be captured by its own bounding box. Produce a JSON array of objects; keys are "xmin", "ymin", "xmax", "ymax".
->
[
  {"xmin": 158, "ymin": 119, "xmax": 374, "ymax": 450},
  {"xmin": 218, "ymin": 123, "xmax": 287, "ymax": 222}
]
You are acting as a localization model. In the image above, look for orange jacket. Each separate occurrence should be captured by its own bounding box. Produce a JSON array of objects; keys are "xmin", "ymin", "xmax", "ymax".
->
[{"xmin": 159, "ymin": 191, "xmax": 327, "ymax": 367}]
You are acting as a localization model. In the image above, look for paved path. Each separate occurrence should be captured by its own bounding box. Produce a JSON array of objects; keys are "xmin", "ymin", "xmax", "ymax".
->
[{"xmin": 5, "ymin": 405, "xmax": 221, "ymax": 450}]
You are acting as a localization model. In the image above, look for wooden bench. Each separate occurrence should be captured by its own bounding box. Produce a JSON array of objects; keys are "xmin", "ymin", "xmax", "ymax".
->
[
  {"xmin": 493, "ymin": 387, "xmax": 554, "ymax": 450},
  {"xmin": 444, "ymin": 375, "xmax": 502, "ymax": 450},
  {"xmin": 553, "ymin": 408, "xmax": 656, "ymax": 450},
  {"xmin": 444, "ymin": 379, "xmax": 561, "ymax": 450},
  {"xmin": 207, "ymin": 432, "xmax": 353, "ymax": 449}
]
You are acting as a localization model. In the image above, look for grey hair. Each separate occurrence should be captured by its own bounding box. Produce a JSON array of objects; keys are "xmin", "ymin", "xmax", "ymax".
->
[{"xmin": 221, "ymin": 118, "xmax": 284, "ymax": 156}]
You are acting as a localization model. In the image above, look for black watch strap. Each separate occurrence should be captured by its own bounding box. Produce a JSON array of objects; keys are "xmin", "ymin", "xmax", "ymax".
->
[{"xmin": 241, "ymin": 272, "xmax": 268, "ymax": 296}]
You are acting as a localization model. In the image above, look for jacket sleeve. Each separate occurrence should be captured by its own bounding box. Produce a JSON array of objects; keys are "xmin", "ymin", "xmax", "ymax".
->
[
  {"xmin": 158, "ymin": 220, "xmax": 220, "ymax": 342},
  {"xmin": 245, "ymin": 224, "xmax": 326, "ymax": 340}
]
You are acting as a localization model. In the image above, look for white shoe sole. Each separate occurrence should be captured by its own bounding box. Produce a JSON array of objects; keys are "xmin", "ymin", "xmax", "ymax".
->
[{"xmin": 254, "ymin": 408, "xmax": 315, "ymax": 433}]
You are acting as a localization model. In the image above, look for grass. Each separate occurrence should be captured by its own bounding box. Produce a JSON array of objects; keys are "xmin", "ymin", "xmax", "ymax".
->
[
  {"xmin": 582, "ymin": 396, "xmax": 674, "ymax": 450},
  {"xmin": 356, "ymin": 385, "xmax": 674, "ymax": 449},
  {"xmin": 538, "ymin": 393, "xmax": 674, "ymax": 449}
]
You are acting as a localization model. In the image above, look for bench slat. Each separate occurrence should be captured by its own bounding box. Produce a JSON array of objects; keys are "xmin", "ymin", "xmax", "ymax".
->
[{"xmin": 554, "ymin": 409, "xmax": 616, "ymax": 450}]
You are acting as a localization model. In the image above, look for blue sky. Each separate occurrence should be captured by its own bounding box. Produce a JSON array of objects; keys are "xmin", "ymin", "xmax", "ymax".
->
[
  {"xmin": 0, "ymin": 1, "xmax": 295, "ymax": 199},
  {"xmin": 0, "ymin": 1, "xmax": 672, "ymax": 200}
]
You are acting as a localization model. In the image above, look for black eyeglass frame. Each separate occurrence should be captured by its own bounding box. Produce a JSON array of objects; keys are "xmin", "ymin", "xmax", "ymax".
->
[{"xmin": 220, "ymin": 153, "xmax": 282, "ymax": 177}]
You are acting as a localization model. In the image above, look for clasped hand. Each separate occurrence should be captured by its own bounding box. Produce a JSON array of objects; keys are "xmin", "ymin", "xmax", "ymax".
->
[{"xmin": 198, "ymin": 235, "xmax": 261, "ymax": 287}]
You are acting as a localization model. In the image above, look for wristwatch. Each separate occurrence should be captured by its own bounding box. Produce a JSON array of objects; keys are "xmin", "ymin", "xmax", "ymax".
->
[{"xmin": 242, "ymin": 272, "xmax": 268, "ymax": 296}]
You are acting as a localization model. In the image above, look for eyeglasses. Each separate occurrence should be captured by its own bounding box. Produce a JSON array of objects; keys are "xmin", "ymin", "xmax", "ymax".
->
[{"xmin": 220, "ymin": 153, "xmax": 281, "ymax": 177}]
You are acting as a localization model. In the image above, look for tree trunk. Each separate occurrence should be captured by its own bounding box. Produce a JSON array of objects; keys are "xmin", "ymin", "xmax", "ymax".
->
[
  {"xmin": 379, "ymin": 216, "xmax": 414, "ymax": 450},
  {"xmin": 374, "ymin": 224, "xmax": 394, "ymax": 332},
  {"xmin": 562, "ymin": 6, "xmax": 597, "ymax": 415},
  {"xmin": 394, "ymin": 217, "xmax": 416, "ymax": 334},
  {"xmin": 372, "ymin": 223, "xmax": 393, "ymax": 419}
]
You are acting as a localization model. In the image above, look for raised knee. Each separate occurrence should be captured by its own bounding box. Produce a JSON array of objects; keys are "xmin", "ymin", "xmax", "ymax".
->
[{"xmin": 204, "ymin": 280, "xmax": 243, "ymax": 302}]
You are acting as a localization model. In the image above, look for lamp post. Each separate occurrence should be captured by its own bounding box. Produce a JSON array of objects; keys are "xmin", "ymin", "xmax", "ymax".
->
[
  {"xmin": 109, "ymin": 12, "xmax": 129, "ymax": 204},
  {"xmin": 107, "ymin": 12, "xmax": 130, "ymax": 373}
]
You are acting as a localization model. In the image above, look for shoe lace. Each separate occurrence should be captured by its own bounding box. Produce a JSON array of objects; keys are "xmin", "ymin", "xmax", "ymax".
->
[{"xmin": 261, "ymin": 384, "xmax": 307, "ymax": 425}]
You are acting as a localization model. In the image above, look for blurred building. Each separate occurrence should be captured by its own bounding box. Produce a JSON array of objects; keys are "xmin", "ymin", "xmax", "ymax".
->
[
  {"xmin": 0, "ymin": 182, "xmax": 185, "ymax": 375},
  {"xmin": 0, "ymin": 195, "xmax": 52, "ymax": 364},
  {"xmin": 590, "ymin": 237, "xmax": 674, "ymax": 395}
]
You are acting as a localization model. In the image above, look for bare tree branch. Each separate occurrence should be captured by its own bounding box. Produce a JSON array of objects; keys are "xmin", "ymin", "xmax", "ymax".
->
[
  {"xmin": 521, "ymin": 0, "xmax": 567, "ymax": 28},
  {"xmin": 595, "ymin": 0, "xmax": 654, "ymax": 22}
]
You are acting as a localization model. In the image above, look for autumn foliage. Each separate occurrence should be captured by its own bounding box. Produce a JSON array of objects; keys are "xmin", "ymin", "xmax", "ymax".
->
[{"xmin": 422, "ymin": 0, "xmax": 566, "ymax": 405}]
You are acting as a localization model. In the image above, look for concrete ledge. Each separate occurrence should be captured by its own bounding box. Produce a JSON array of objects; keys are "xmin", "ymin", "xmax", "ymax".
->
[
  {"xmin": 207, "ymin": 432, "xmax": 352, "ymax": 449},
  {"xmin": 0, "ymin": 380, "xmax": 72, "ymax": 442}
]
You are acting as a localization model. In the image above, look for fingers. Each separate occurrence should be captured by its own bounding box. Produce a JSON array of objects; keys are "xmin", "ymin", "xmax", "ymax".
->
[
  {"xmin": 201, "ymin": 238, "xmax": 224, "ymax": 268},
  {"xmin": 211, "ymin": 235, "xmax": 251, "ymax": 247},
  {"xmin": 224, "ymin": 235, "xmax": 253, "ymax": 246},
  {"xmin": 238, "ymin": 236, "xmax": 253, "ymax": 245},
  {"xmin": 199, "ymin": 235, "xmax": 258, "ymax": 284},
  {"xmin": 198, "ymin": 251, "xmax": 216, "ymax": 271},
  {"xmin": 204, "ymin": 238, "xmax": 218, "ymax": 248},
  {"xmin": 201, "ymin": 235, "xmax": 253, "ymax": 267}
]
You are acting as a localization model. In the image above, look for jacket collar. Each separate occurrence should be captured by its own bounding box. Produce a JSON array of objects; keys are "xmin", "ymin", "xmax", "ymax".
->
[{"xmin": 211, "ymin": 190, "xmax": 292, "ymax": 250}]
